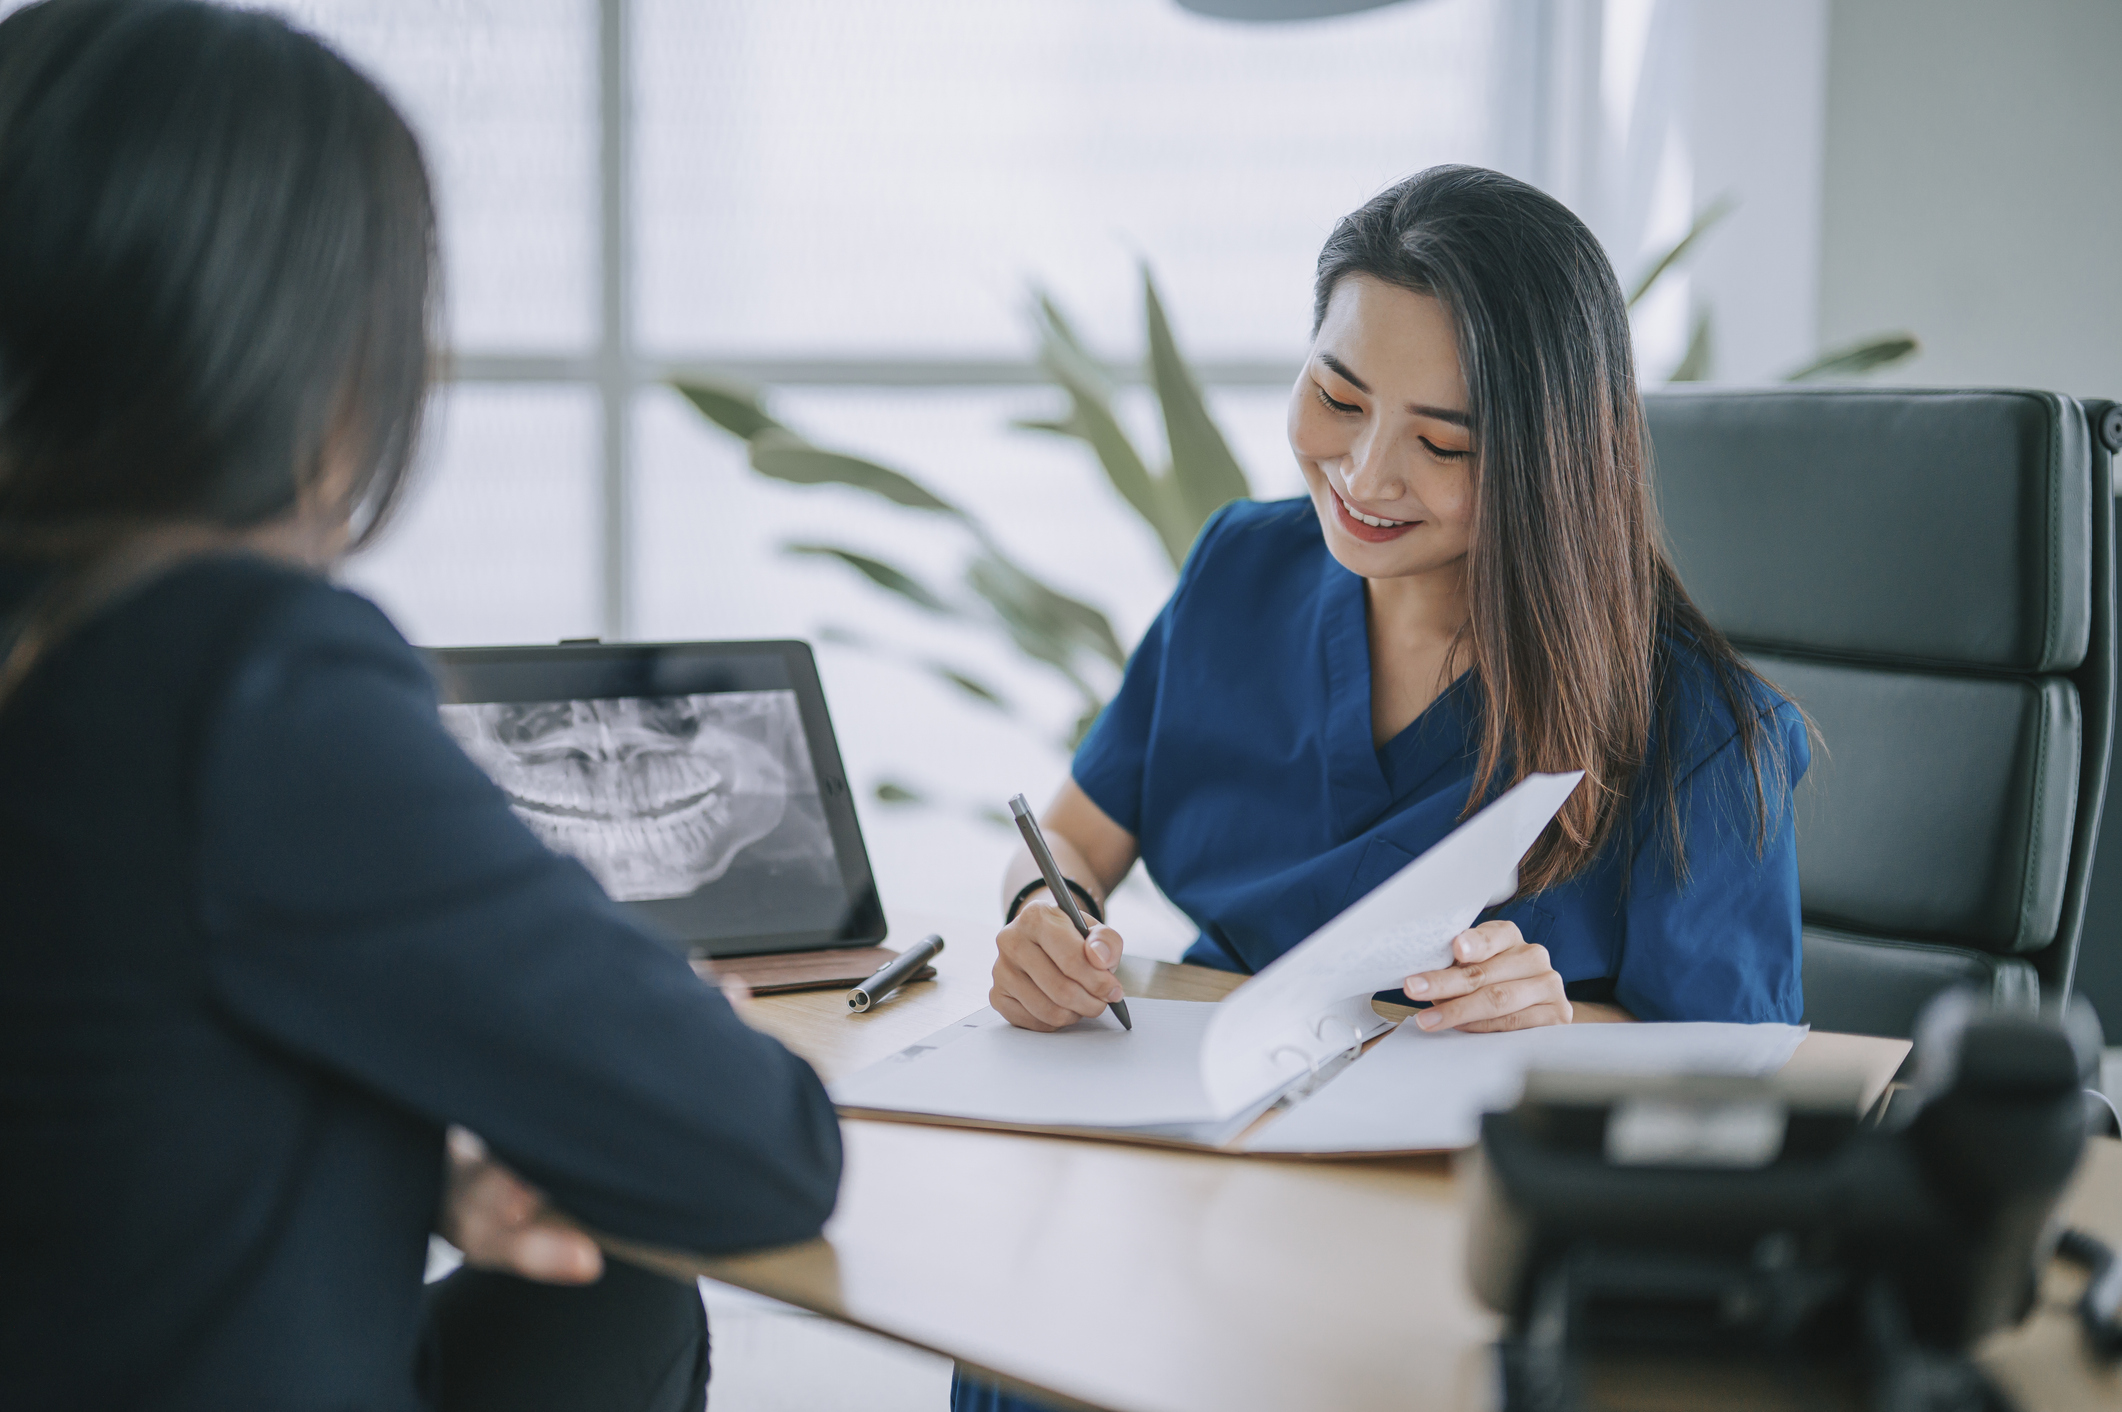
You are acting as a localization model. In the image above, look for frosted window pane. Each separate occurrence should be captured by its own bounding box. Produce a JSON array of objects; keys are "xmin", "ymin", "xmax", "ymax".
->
[
  {"xmin": 637, "ymin": 0, "xmax": 1500, "ymax": 359},
  {"xmin": 262, "ymin": 0, "xmax": 596, "ymax": 351},
  {"xmin": 342, "ymin": 386, "xmax": 600, "ymax": 648},
  {"xmin": 630, "ymin": 383, "xmax": 1302, "ymax": 938}
]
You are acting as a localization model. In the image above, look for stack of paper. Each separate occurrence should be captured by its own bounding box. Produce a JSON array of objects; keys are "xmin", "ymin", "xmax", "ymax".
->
[{"xmin": 1238, "ymin": 1018, "xmax": 1808, "ymax": 1154}]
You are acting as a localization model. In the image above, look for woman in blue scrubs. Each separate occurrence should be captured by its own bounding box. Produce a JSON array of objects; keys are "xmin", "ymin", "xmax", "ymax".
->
[{"xmin": 960, "ymin": 159, "xmax": 1810, "ymax": 1412}]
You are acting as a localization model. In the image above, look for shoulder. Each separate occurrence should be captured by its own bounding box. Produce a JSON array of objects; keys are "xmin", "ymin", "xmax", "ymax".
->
[
  {"xmin": 116, "ymin": 553, "xmax": 399, "ymax": 642},
  {"xmin": 116, "ymin": 556, "xmax": 433, "ymax": 726},
  {"xmin": 1188, "ymin": 495, "xmax": 1320, "ymax": 567},
  {"xmin": 1171, "ymin": 495, "xmax": 1325, "ymax": 607},
  {"xmin": 184, "ymin": 554, "xmax": 416, "ymax": 658},
  {"xmin": 29, "ymin": 553, "xmax": 419, "ymax": 712},
  {"xmin": 222, "ymin": 567, "xmax": 432, "ymax": 710},
  {"xmin": 1652, "ymin": 633, "xmax": 1809, "ymax": 782}
]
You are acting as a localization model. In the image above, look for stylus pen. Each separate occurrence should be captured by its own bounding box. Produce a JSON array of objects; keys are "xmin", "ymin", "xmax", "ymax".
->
[
  {"xmin": 1008, "ymin": 794, "xmax": 1133, "ymax": 1031},
  {"xmin": 847, "ymin": 934, "xmax": 946, "ymax": 1012}
]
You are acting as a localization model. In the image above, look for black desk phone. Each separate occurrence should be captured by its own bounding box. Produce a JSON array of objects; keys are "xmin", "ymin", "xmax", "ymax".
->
[{"xmin": 1465, "ymin": 990, "xmax": 2118, "ymax": 1411}]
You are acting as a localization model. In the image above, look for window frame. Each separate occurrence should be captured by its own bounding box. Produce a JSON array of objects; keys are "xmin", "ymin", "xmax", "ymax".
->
[{"xmin": 447, "ymin": 0, "xmax": 1550, "ymax": 640}]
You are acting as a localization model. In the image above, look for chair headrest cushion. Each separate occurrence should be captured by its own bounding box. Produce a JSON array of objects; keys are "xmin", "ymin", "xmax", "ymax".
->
[{"xmin": 1647, "ymin": 389, "xmax": 2092, "ymax": 673}]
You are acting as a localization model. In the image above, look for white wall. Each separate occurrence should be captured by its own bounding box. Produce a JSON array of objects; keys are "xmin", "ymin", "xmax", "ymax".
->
[
  {"xmin": 1685, "ymin": 0, "xmax": 1829, "ymax": 383},
  {"xmin": 1522, "ymin": 0, "xmax": 1831, "ymax": 385},
  {"xmin": 1817, "ymin": 0, "xmax": 2122, "ymax": 397},
  {"xmin": 1609, "ymin": 0, "xmax": 2122, "ymax": 395}
]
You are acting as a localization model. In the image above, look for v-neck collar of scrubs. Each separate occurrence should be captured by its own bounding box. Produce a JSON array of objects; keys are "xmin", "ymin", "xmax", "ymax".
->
[{"xmin": 1316, "ymin": 552, "xmax": 1479, "ymax": 834}]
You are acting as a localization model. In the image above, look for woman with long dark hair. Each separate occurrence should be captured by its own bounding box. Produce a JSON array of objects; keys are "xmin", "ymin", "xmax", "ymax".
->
[
  {"xmin": 962, "ymin": 163, "xmax": 1808, "ymax": 1410},
  {"xmin": 0, "ymin": 4, "xmax": 839, "ymax": 1409}
]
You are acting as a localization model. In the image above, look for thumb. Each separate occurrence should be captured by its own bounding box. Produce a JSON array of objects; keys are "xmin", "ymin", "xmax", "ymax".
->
[
  {"xmin": 502, "ymin": 1219, "xmax": 605, "ymax": 1285},
  {"xmin": 1084, "ymin": 924, "xmax": 1124, "ymax": 971}
]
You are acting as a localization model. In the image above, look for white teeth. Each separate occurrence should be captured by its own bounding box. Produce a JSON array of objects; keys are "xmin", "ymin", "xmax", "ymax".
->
[
  {"xmin": 1342, "ymin": 495, "xmax": 1409, "ymax": 529},
  {"xmin": 440, "ymin": 691, "xmax": 811, "ymax": 902}
]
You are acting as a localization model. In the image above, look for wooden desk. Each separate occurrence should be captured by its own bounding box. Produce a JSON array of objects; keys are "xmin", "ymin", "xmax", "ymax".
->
[{"xmin": 628, "ymin": 915, "xmax": 2115, "ymax": 1412}]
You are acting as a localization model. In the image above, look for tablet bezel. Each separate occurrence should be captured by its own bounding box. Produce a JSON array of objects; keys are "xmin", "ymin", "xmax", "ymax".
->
[{"xmin": 426, "ymin": 638, "xmax": 886, "ymax": 959}]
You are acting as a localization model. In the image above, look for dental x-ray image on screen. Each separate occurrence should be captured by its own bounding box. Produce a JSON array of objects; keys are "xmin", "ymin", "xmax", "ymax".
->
[{"xmin": 440, "ymin": 690, "xmax": 837, "ymax": 908}]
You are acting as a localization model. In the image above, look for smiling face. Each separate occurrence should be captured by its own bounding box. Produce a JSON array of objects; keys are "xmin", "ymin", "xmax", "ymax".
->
[{"xmin": 1288, "ymin": 274, "xmax": 1474, "ymax": 583}]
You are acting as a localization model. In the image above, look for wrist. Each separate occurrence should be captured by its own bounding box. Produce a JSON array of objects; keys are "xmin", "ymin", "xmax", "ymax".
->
[{"xmin": 1005, "ymin": 875, "xmax": 1104, "ymax": 924}]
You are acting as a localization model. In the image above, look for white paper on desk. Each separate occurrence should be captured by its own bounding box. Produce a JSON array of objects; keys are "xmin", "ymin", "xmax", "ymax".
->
[
  {"xmin": 831, "ymin": 999, "xmax": 1264, "ymax": 1128},
  {"xmin": 1199, "ymin": 770, "xmax": 1584, "ymax": 1115},
  {"xmin": 1243, "ymin": 1020, "xmax": 1808, "ymax": 1153}
]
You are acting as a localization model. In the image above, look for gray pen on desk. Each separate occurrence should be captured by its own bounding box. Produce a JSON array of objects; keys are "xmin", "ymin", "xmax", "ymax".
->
[
  {"xmin": 1007, "ymin": 794, "xmax": 1133, "ymax": 1031},
  {"xmin": 847, "ymin": 935, "xmax": 945, "ymax": 1012}
]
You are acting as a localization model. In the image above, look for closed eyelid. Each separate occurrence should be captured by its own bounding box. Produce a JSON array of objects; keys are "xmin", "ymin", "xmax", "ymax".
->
[{"xmin": 1312, "ymin": 381, "xmax": 1360, "ymax": 413}]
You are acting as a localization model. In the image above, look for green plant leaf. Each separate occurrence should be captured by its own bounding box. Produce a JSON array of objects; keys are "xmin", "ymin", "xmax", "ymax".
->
[
  {"xmin": 671, "ymin": 377, "xmax": 784, "ymax": 439},
  {"xmin": 1626, "ymin": 195, "xmax": 1737, "ymax": 309},
  {"xmin": 1782, "ymin": 333, "xmax": 1920, "ymax": 382},
  {"xmin": 874, "ymin": 779, "xmax": 925, "ymax": 805},
  {"xmin": 963, "ymin": 556, "xmax": 1077, "ymax": 673},
  {"xmin": 929, "ymin": 665, "xmax": 1011, "ymax": 710},
  {"xmin": 962, "ymin": 554, "xmax": 1109, "ymax": 698},
  {"xmin": 814, "ymin": 623, "xmax": 1016, "ymax": 715},
  {"xmin": 968, "ymin": 545, "xmax": 1125, "ymax": 668},
  {"xmin": 1143, "ymin": 267, "xmax": 1251, "ymax": 531},
  {"xmin": 749, "ymin": 429, "xmax": 962, "ymax": 515},
  {"xmin": 1030, "ymin": 293, "xmax": 1113, "ymax": 399},
  {"xmin": 1066, "ymin": 701, "xmax": 1103, "ymax": 752},
  {"xmin": 1669, "ymin": 308, "xmax": 1714, "ymax": 383},
  {"xmin": 1014, "ymin": 396, "xmax": 1185, "ymax": 566},
  {"xmin": 782, "ymin": 543, "xmax": 955, "ymax": 615},
  {"xmin": 1025, "ymin": 290, "xmax": 1190, "ymax": 567}
]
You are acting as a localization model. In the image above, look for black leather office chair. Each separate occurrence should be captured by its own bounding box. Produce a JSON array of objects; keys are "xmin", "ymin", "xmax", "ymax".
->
[{"xmin": 1646, "ymin": 389, "xmax": 2121, "ymax": 1039}]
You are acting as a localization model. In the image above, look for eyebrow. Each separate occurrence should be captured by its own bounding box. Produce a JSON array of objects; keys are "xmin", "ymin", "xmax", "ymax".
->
[{"xmin": 1316, "ymin": 352, "xmax": 1471, "ymax": 428}]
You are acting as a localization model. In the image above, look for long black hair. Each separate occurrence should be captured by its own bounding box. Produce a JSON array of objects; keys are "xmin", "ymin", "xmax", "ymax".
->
[
  {"xmin": 0, "ymin": 0, "xmax": 436, "ymax": 700},
  {"xmin": 1312, "ymin": 165, "xmax": 1788, "ymax": 888}
]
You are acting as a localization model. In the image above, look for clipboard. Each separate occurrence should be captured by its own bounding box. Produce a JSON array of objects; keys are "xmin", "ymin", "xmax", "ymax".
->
[{"xmin": 831, "ymin": 999, "xmax": 1814, "ymax": 1158}]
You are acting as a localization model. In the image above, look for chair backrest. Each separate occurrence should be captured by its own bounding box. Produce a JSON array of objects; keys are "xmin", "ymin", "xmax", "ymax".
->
[{"xmin": 1645, "ymin": 388, "xmax": 2117, "ymax": 1038}]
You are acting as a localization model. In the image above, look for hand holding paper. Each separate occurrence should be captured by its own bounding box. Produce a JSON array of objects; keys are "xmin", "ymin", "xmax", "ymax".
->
[
  {"xmin": 1199, "ymin": 770, "xmax": 1584, "ymax": 1114},
  {"xmin": 1403, "ymin": 918, "xmax": 1577, "ymax": 1033}
]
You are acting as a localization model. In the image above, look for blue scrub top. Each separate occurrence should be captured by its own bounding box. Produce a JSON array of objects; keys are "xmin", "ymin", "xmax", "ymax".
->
[{"xmin": 1072, "ymin": 497, "xmax": 1809, "ymax": 1024}]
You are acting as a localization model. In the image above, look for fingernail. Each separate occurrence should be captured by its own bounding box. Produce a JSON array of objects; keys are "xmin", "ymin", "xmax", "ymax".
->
[
  {"xmin": 1107, "ymin": 987, "xmax": 1125, "ymax": 1003},
  {"xmin": 1089, "ymin": 938, "xmax": 1112, "ymax": 965},
  {"xmin": 1416, "ymin": 1010, "xmax": 1439, "ymax": 1029},
  {"xmin": 1405, "ymin": 976, "xmax": 1431, "ymax": 996}
]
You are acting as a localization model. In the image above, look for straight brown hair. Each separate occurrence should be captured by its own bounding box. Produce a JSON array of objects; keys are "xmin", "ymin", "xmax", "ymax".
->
[{"xmin": 1314, "ymin": 165, "xmax": 1789, "ymax": 891}]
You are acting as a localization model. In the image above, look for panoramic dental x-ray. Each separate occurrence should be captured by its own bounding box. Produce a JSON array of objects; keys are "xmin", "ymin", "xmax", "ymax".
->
[{"xmin": 441, "ymin": 690, "xmax": 826, "ymax": 903}]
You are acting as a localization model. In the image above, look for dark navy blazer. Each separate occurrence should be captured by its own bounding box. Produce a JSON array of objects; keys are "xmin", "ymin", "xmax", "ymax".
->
[
  {"xmin": 1073, "ymin": 497, "xmax": 1809, "ymax": 1024},
  {"xmin": 0, "ymin": 556, "xmax": 841, "ymax": 1412}
]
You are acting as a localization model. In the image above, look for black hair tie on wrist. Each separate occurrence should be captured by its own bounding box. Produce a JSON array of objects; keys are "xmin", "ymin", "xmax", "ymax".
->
[{"xmin": 1005, "ymin": 875, "xmax": 1104, "ymax": 925}]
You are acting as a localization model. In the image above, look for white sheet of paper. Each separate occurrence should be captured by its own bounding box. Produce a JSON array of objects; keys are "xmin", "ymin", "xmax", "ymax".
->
[
  {"xmin": 1199, "ymin": 770, "xmax": 1585, "ymax": 1114},
  {"xmin": 830, "ymin": 999, "xmax": 1270, "ymax": 1129},
  {"xmin": 1242, "ymin": 1019, "xmax": 1809, "ymax": 1153}
]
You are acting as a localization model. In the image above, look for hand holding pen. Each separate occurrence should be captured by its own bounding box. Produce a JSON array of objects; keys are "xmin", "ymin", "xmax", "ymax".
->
[{"xmin": 991, "ymin": 794, "xmax": 1134, "ymax": 1033}]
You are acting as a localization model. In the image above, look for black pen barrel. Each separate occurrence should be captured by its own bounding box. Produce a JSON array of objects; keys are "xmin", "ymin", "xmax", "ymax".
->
[
  {"xmin": 1009, "ymin": 793, "xmax": 1132, "ymax": 1031},
  {"xmin": 847, "ymin": 935, "xmax": 944, "ymax": 1012}
]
